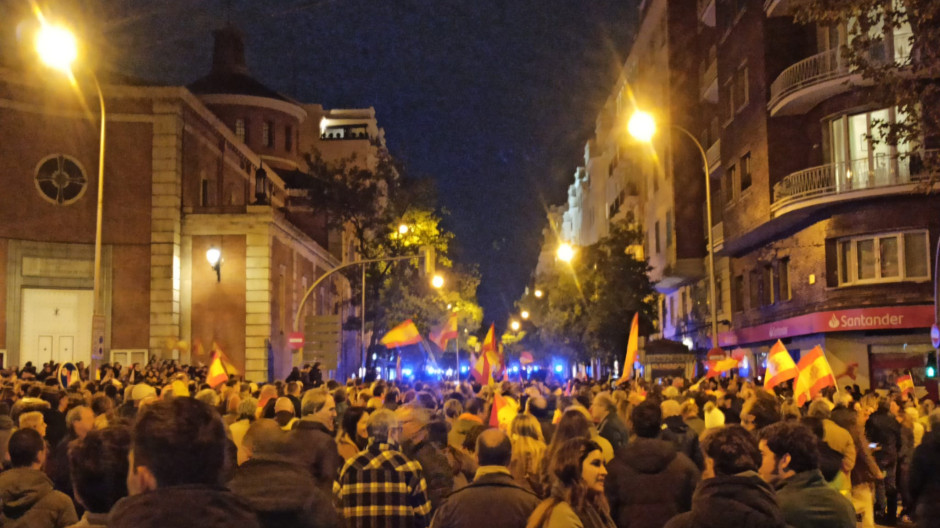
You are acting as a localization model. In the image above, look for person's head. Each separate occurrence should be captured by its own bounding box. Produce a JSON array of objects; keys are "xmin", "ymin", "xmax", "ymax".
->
[
  {"xmin": 806, "ymin": 398, "xmax": 832, "ymax": 420},
  {"xmin": 67, "ymin": 405, "xmax": 96, "ymax": 440},
  {"xmin": 241, "ymin": 419, "xmax": 290, "ymax": 465},
  {"xmin": 366, "ymin": 409, "xmax": 399, "ymax": 444},
  {"xmin": 548, "ymin": 438, "xmax": 608, "ymax": 507},
  {"xmin": 395, "ymin": 404, "xmax": 432, "ymax": 443},
  {"xmin": 758, "ymin": 421, "xmax": 819, "ymax": 484},
  {"xmin": 237, "ymin": 397, "xmax": 258, "ymax": 421},
  {"xmin": 466, "ymin": 397, "xmax": 486, "ymax": 419},
  {"xmin": 631, "ymin": 400, "xmax": 662, "ymax": 438},
  {"xmin": 741, "ymin": 392, "xmax": 781, "ymax": 432},
  {"xmin": 287, "ymin": 381, "xmax": 302, "ymax": 397},
  {"xmin": 127, "ymin": 398, "xmax": 227, "ymax": 494},
  {"xmin": 590, "ymin": 393, "xmax": 615, "ymax": 423},
  {"xmin": 661, "ymin": 399, "xmax": 681, "ymax": 419},
  {"xmin": 194, "ymin": 389, "xmax": 220, "ymax": 409},
  {"xmin": 511, "ymin": 413, "xmax": 544, "ymax": 442},
  {"xmin": 274, "ymin": 397, "xmax": 295, "ymax": 428},
  {"xmin": 341, "ymin": 407, "xmax": 370, "ymax": 445},
  {"xmin": 552, "ymin": 408, "xmax": 593, "ymax": 446},
  {"xmin": 443, "ymin": 399, "xmax": 463, "ymax": 421},
  {"xmin": 8, "ymin": 428, "xmax": 46, "ymax": 468},
  {"xmin": 69, "ymin": 426, "xmax": 131, "ymax": 514},
  {"xmin": 476, "ymin": 428, "xmax": 512, "ymax": 467},
  {"xmin": 301, "ymin": 387, "xmax": 336, "ymax": 430},
  {"xmin": 18, "ymin": 410, "xmax": 46, "ymax": 438},
  {"xmin": 701, "ymin": 425, "xmax": 761, "ymax": 478}
]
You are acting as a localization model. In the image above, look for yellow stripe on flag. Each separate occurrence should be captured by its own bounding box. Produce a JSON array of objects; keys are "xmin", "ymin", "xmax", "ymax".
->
[{"xmin": 380, "ymin": 319, "xmax": 422, "ymax": 348}]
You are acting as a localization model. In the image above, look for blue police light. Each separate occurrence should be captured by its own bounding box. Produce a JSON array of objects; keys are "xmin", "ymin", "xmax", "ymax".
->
[
  {"xmin": 554, "ymin": 364, "xmax": 563, "ymax": 374},
  {"xmin": 402, "ymin": 368, "xmax": 413, "ymax": 377},
  {"xmin": 460, "ymin": 365, "xmax": 469, "ymax": 373}
]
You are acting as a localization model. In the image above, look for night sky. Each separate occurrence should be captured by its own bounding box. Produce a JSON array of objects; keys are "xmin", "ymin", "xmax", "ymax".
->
[{"xmin": 15, "ymin": 0, "xmax": 639, "ymax": 326}]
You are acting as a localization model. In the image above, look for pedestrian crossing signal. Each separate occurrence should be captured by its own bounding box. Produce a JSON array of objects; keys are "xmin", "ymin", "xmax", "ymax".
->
[{"xmin": 927, "ymin": 351, "xmax": 938, "ymax": 379}]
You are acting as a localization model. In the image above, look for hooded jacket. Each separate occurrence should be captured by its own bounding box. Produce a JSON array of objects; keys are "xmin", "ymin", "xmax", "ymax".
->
[
  {"xmin": 228, "ymin": 456, "xmax": 341, "ymax": 528},
  {"xmin": 661, "ymin": 416, "xmax": 705, "ymax": 469},
  {"xmin": 663, "ymin": 472, "xmax": 787, "ymax": 528},
  {"xmin": 774, "ymin": 469, "xmax": 856, "ymax": 528},
  {"xmin": 606, "ymin": 437, "xmax": 700, "ymax": 528},
  {"xmin": 0, "ymin": 467, "xmax": 78, "ymax": 528},
  {"xmin": 108, "ymin": 485, "xmax": 261, "ymax": 528}
]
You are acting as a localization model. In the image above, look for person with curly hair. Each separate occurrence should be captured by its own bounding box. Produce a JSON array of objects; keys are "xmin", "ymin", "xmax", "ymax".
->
[{"xmin": 526, "ymin": 438, "xmax": 615, "ymax": 528}]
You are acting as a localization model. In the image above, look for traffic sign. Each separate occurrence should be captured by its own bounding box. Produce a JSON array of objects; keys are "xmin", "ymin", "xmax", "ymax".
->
[
  {"xmin": 303, "ymin": 315, "xmax": 342, "ymax": 370},
  {"xmin": 707, "ymin": 347, "xmax": 726, "ymax": 361},
  {"xmin": 92, "ymin": 314, "xmax": 106, "ymax": 360},
  {"xmin": 931, "ymin": 324, "xmax": 940, "ymax": 348},
  {"xmin": 288, "ymin": 332, "xmax": 305, "ymax": 350}
]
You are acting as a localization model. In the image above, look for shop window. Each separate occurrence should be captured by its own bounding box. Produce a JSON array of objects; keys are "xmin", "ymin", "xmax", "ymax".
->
[
  {"xmin": 837, "ymin": 230, "xmax": 929, "ymax": 285},
  {"xmin": 870, "ymin": 344, "xmax": 932, "ymax": 390}
]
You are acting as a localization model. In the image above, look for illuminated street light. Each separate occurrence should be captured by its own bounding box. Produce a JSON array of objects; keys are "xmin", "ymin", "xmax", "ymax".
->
[
  {"xmin": 398, "ymin": 224, "xmax": 409, "ymax": 235},
  {"xmin": 431, "ymin": 274, "xmax": 445, "ymax": 289},
  {"xmin": 520, "ymin": 310, "xmax": 529, "ymax": 320},
  {"xmin": 557, "ymin": 243, "xmax": 575, "ymax": 263},
  {"xmin": 627, "ymin": 110, "xmax": 656, "ymax": 143},
  {"xmin": 510, "ymin": 320, "xmax": 521, "ymax": 332},
  {"xmin": 534, "ymin": 289, "xmax": 543, "ymax": 298},
  {"xmin": 35, "ymin": 23, "xmax": 78, "ymax": 73},
  {"xmin": 206, "ymin": 247, "xmax": 222, "ymax": 282}
]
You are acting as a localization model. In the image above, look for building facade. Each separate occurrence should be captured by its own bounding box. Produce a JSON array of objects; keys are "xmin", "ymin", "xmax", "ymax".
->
[{"xmin": 0, "ymin": 26, "xmax": 386, "ymax": 382}]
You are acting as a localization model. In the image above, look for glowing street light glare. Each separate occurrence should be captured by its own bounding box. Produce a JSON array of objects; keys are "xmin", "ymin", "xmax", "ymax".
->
[
  {"xmin": 557, "ymin": 243, "xmax": 575, "ymax": 263},
  {"xmin": 35, "ymin": 23, "xmax": 78, "ymax": 73},
  {"xmin": 520, "ymin": 310, "xmax": 530, "ymax": 320},
  {"xmin": 510, "ymin": 320, "xmax": 521, "ymax": 331},
  {"xmin": 398, "ymin": 224, "xmax": 409, "ymax": 235},
  {"xmin": 431, "ymin": 274, "xmax": 445, "ymax": 289},
  {"xmin": 534, "ymin": 289, "xmax": 543, "ymax": 298},
  {"xmin": 628, "ymin": 110, "xmax": 656, "ymax": 143}
]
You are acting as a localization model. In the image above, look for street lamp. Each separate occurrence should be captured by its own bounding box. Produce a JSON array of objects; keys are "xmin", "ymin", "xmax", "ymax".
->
[
  {"xmin": 557, "ymin": 243, "xmax": 575, "ymax": 263},
  {"xmin": 510, "ymin": 320, "xmax": 521, "ymax": 332},
  {"xmin": 628, "ymin": 110, "xmax": 720, "ymax": 348},
  {"xmin": 520, "ymin": 310, "xmax": 530, "ymax": 320},
  {"xmin": 398, "ymin": 224, "xmax": 409, "ymax": 235},
  {"xmin": 534, "ymin": 289, "xmax": 544, "ymax": 298},
  {"xmin": 35, "ymin": 20, "xmax": 109, "ymax": 361},
  {"xmin": 431, "ymin": 274, "xmax": 445, "ymax": 289},
  {"xmin": 206, "ymin": 247, "xmax": 222, "ymax": 282}
]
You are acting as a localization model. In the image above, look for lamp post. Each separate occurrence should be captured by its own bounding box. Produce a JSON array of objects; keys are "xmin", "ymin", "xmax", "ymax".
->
[
  {"xmin": 35, "ymin": 21, "xmax": 109, "ymax": 362},
  {"xmin": 628, "ymin": 110, "xmax": 720, "ymax": 349},
  {"xmin": 557, "ymin": 243, "xmax": 575, "ymax": 263}
]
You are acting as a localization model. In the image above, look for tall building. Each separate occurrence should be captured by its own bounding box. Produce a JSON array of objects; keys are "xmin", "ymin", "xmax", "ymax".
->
[{"xmin": 0, "ymin": 25, "xmax": 386, "ymax": 381}]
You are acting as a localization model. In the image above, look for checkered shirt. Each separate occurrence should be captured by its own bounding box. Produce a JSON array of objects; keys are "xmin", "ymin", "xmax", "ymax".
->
[{"xmin": 339, "ymin": 440, "xmax": 432, "ymax": 528}]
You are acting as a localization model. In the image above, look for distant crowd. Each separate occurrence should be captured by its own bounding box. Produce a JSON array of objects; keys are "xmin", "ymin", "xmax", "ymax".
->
[{"xmin": 0, "ymin": 359, "xmax": 937, "ymax": 528}]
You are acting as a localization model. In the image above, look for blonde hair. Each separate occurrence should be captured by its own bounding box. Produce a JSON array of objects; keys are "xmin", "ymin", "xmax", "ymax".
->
[
  {"xmin": 18, "ymin": 411, "xmax": 44, "ymax": 431},
  {"xmin": 510, "ymin": 414, "xmax": 546, "ymax": 482}
]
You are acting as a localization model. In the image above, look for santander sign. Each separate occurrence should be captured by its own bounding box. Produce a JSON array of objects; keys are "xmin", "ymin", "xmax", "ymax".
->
[{"xmin": 719, "ymin": 305, "xmax": 933, "ymax": 347}]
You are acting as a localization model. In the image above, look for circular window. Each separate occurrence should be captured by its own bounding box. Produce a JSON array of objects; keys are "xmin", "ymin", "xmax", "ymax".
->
[{"xmin": 35, "ymin": 155, "xmax": 88, "ymax": 205}]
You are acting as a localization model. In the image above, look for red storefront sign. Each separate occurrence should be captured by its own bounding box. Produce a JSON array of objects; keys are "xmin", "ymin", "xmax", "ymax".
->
[{"xmin": 718, "ymin": 304, "xmax": 934, "ymax": 347}]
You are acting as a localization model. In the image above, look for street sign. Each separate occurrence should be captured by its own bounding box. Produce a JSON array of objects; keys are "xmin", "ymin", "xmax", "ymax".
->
[
  {"xmin": 92, "ymin": 314, "xmax": 106, "ymax": 360},
  {"xmin": 931, "ymin": 324, "xmax": 940, "ymax": 348},
  {"xmin": 707, "ymin": 347, "xmax": 726, "ymax": 361},
  {"xmin": 303, "ymin": 315, "xmax": 342, "ymax": 370},
  {"xmin": 288, "ymin": 332, "xmax": 305, "ymax": 350}
]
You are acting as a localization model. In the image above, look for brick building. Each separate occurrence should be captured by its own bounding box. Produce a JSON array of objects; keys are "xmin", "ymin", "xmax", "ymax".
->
[{"xmin": 0, "ymin": 26, "xmax": 386, "ymax": 382}]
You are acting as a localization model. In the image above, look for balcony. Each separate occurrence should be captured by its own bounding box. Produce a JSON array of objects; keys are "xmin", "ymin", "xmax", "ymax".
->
[
  {"xmin": 710, "ymin": 222, "xmax": 724, "ymax": 252},
  {"xmin": 768, "ymin": 49, "xmax": 862, "ymax": 116},
  {"xmin": 771, "ymin": 153, "xmax": 930, "ymax": 217},
  {"xmin": 706, "ymin": 139, "xmax": 721, "ymax": 173},
  {"xmin": 700, "ymin": 49, "xmax": 718, "ymax": 103},
  {"xmin": 698, "ymin": 0, "xmax": 716, "ymax": 27}
]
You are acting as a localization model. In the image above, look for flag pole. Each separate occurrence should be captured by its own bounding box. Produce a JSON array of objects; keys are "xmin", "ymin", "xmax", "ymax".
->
[{"xmin": 455, "ymin": 319, "xmax": 460, "ymax": 382}]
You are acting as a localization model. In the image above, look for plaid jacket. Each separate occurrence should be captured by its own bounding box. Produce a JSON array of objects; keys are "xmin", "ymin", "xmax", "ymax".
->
[{"xmin": 339, "ymin": 440, "xmax": 432, "ymax": 528}]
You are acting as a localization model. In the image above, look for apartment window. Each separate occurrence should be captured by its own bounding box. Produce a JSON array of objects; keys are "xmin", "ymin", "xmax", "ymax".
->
[
  {"xmin": 234, "ymin": 119, "xmax": 246, "ymax": 142},
  {"xmin": 665, "ymin": 211, "xmax": 673, "ymax": 249},
  {"xmin": 740, "ymin": 153, "xmax": 751, "ymax": 192},
  {"xmin": 779, "ymin": 258, "xmax": 791, "ymax": 301},
  {"xmin": 829, "ymin": 107, "xmax": 911, "ymax": 190},
  {"xmin": 723, "ymin": 81, "xmax": 735, "ymax": 124},
  {"xmin": 724, "ymin": 165, "xmax": 737, "ymax": 203},
  {"xmin": 734, "ymin": 66, "xmax": 749, "ymax": 112},
  {"xmin": 761, "ymin": 265, "xmax": 774, "ymax": 306},
  {"xmin": 837, "ymin": 230, "xmax": 929, "ymax": 285},
  {"xmin": 200, "ymin": 178, "xmax": 209, "ymax": 207},
  {"xmin": 714, "ymin": 273, "xmax": 724, "ymax": 313},
  {"xmin": 285, "ymin": 125, "xmax": 294, "ymax": 152},
  {"xmin": 262, "ymin": 121, "xmax": 273, "ymax": 147},
  {"xmin": 732, "ymin": 274, "xmax": 745, "ymax": 312},
  {"xmin": 749, "ymin": 270, "xmax": 761, "ymax": 309},
  {"xmin": 655, "ymin": 221, "xmax": 661, "ymax": 254},
  {"xmin": 669, "ymin": 296, "xmax": 676, "ymax": 328}
]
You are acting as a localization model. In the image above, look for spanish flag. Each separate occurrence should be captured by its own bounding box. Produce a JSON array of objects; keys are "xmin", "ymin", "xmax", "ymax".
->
[
  {"xmin": 380, "ymin": 319, "xmax": 422, "ymax": 348},
  {"xmin": 897, "ymin": 374, "xmax": 914, "ymax": 395},
  {"xmin": 471, "ymin": 350, "xmax": 493, "ymax": 385},
  {"xmin": 489, "ymin": 391, "xmax": 507, "ymax": 428},
  {"xmin": 207, "ymin": 351, "xmax": 229, "ymax": 388},
  {"xmin": 706, "ymin": 357, "xmax": 740, "ymax": 378},
  {"xmin": 764, "ymin": 340, "xmax": 799, "ymax": 390},
  {"xmin": 616, "ymin": 313, "xmax": 640, "ymax": 385},
  {"xmin": 430, "ymin": 313, "xmax": 458, "ymax": 350},
  {"xmin": 794, "ymin": 346, "xmax": 836, "ymax": 406}
]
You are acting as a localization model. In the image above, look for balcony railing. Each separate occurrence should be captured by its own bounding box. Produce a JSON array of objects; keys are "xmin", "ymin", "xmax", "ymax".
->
[
  {"xmin": 771, "ymin": 153, "xmax": 931, "ymax": 212},
  {"xmin": 706, "ymin": 138, "xmax": 721, "ymax": 172},
  {"xmin": 769, "ymin": 49, "xmax": 847, "ymax": 110}
]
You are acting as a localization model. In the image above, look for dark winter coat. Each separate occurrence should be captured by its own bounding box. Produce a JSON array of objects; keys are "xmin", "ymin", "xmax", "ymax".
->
[
  {"xmin": 661, "ymin": 416, "xmax": 705, "ymax": 469},
  {"xmin": 108, "ymin": 485, "xmax": 261, "ymax": 528},
  {"xmin": 909, "ymin": 429, "xmax": 940, "ymax": 526},
  {"xmin": 403, "ymin": 439, "xmax": 455, "ymax": 515},
  {"xmin": 430, "ymin": 469, "xmax": 539, "ymax": 528},
  {"xmin": 228, "ymin": 456, "xmax": 341, "ymax": 528},
  {"xmin": 775, "ymin": 469, "xmax": 856, "ymax": 528},
  {"xmin": 663, "ymin": 472, "xmax": 787, "ymax": 528},
  {"xmin": 289, "ymin": 418, "xmax": 342, "ymax": 493},
  {"xmin": 865, "ymin": 408, "xmax": 901, "ymax": 466},
  {"xmin": 597, "ymin": 413, "xmax": 629, "ymax": 452},
  {"xmin": 606, "ymin": 437, "xmax": 700, "ymax": 528},
  {"xmin": 0, "ymin": 467, "xmax": 78, "ymax": 528}
]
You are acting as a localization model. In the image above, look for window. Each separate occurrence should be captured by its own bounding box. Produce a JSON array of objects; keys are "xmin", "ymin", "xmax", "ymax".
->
[
  {"xmin": 761, "ymin": 265, "xmax": 774, "ymax": 306},
  {"xmin": 35, "ymin": 154, "xmax": 87, "ymax": 206},
  {"xmin": 665, "ymin": 211, "xmax": 673, "ymax": 249},
  {"xmin": 733, "ymin": 66, "xmax": 749, "ymax": 112},
  {"xmin": 740, "ymin": 153, "xmax": 751, "ymax": 191},
  {"xmin": 733, "ymin": 275, "xmax": 744, "ymax": 312},
  {"xmin": 749, "ymin": 270, "xmax": 761, "ymax": 309},
  {"xmin": 655, "ymin": 221, "xmax": 661, "ymax": 254},
  {"xmin": 724, "ymin": 165, "xmax": 737, "ymax": 203},
  {"xmin": 234, "ymin": 119, "xmax": 246, "ymax": 142},
  {"xmin": 837, "ymin": 230, "xmax": 929, "ymax": 285},
  {"xmin": 200, "ymin": 178, "xmax": 209, "ymax": 207},
  {"xmin": 829, "ymin": 107, "xmax": 911, "ymax": 190},
  {"xmin": 779, "ymin": 258, "xmax": 791, "ymax": 301},
  {"xmin": 724, "ymin": 81, "xmax": 735, "ymax": 124},
  {"xmin": 262, "ymin": 121, "xmax": 273, "ymax": 147},
  {"xmin": 714, "ymin": 274, "xmax": 724, "ymax": 314},
  {"xmin": 285, "ymin": 125, "xmax": 293, "ymax": 152}
]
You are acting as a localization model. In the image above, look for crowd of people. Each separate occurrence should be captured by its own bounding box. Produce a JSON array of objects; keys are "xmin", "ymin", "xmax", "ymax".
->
[{"xmin": 0, "ymin": 358, "xmax": 938, "ymax": 528}]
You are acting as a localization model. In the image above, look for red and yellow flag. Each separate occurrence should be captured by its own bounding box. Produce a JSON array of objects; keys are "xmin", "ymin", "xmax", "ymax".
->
[
  {"xmin": 380, "ymin": 319, "xmax": 422, "ymax": 348},
  {"xmin": 706, "ymin": 357, "xmax": 740, "ymax": 378},
  {"xmin": 897, "ymin": 374, "xmax": 914, "ymax": 395},
  {"xmin": 430, "ymin": 313, "xmax": 458, "ymax": 350},
  {"xmin": 472, "ymin": 324, "xmax": 498, "ymax": 385},
  {"xmin": 764, "ymin": 340, "xmax": 799, "ymax": 390},
  {"xmin": 207, "ymin": 350, "xmax": 229, "ymax": 388},
  {"xmin": 794, "ymin": 346, "xmax": 837, "ymax": 406},
  {"xmin": 489, "ymin": 391, "xmax": 507, "ymax": 428},
  {"xmin": 617, "ymin": 313, "xmax": 640, "ymax": 385}
]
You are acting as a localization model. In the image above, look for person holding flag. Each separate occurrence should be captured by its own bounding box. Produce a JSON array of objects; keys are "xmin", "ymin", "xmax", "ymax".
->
[{"xmin": 896, "ymin": 373, "xmax": 915, "ymax": 396}]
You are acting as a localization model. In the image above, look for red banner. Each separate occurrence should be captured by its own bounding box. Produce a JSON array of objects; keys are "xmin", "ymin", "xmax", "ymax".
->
[{"xmin": 719, "ymin": 305, "xmax": 933, "ymax": 347}]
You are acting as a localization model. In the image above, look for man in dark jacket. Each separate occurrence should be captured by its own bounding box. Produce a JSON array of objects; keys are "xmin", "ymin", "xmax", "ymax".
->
[
  {"xmin": 592, "ymin": 393, "xmax": 629, "ymax": 451},
  {"xmin": 909, "ymin": 410, "xmax": 940, "ymax": 527},
  {"xmin": 47, "ymin": 405, "xmax": 95, "ymax": 508},
  {"xmin": 431, "ymin": 429, "xmax": 539, "ymax": 528},
  {"xmin": 758, "ymin": 421, "xmax": 856, "ymax": 528},
  {"xmin": 0, "ymin": 428, "xmax": 77, "ymax": 528},
  {"xmin": 398, "ymin": 404, "xmax": 454, "ymax": 516},
  {"xmin": 110, "ymin": 398, "xmax": 261, "ymax": 528},
  {"xmin": 661, "ymin": 400, "xmax": 704, "ymax": 469},
  {"xmin": 866, "ymin": 396, "xmax": 902, "ymax": 525},
  {"xmin": 607, "ymin": 401, "xmax": 700, "ymax": 528},
  {"xmin": 665, "ymin": 425, "xmax": 787, "ymax": 528},
  {"xmin": 289, "ymin": 387, "xmax": 342, "ymax": 494},
  {"xmin": 229, "ymin": 419, "xmax": 340, "ymax": 528}
]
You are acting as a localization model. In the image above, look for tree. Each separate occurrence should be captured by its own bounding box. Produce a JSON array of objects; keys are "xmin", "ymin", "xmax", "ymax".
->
[{"xmin": 794, "ymin": 0, "xmax": 940, "ymax": 180}]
